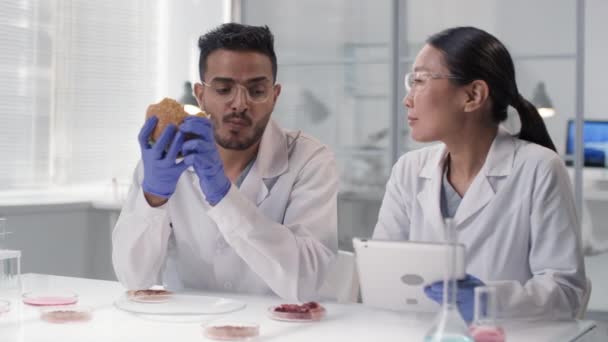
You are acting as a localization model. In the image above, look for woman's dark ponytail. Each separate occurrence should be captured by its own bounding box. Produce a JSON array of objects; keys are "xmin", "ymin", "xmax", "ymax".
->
[
  {"xmin": 428, "ymin": 27, "xmax": 557, "ymax": 152},
  {"xmin": 511, "ymin": 94, "xmax": 557, "ymax": 152}
]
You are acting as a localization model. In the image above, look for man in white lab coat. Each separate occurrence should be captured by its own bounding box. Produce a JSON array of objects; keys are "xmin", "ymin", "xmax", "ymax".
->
[
  {"xmin": 112, "ymin": 23, "xmax": 338, "ymax": 301},
  {"xmin": 374, "ymin": 27, "xmax": 586, "ymax": 321}
]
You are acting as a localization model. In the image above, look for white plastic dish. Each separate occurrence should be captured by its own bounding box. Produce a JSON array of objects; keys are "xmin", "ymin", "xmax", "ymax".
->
[
  {"xmin": 22, "ymin": 290, "xmax": 78, "ymax": 306},
  {"xmin": 114, "ymin": 293, "xmax": 246, "ymax": 316}
]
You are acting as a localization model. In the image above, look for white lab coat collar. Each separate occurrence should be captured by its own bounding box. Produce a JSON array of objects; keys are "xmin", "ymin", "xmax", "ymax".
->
[
  {"xmin": 483, "ymin": 127, "xmax": 516, "ymax": 177},
  {"xmin": 418, "ymin": 127, "xmax": 515, "ymax": 180},
  {"xmin": 254, "ymin": 119, "xmax": 289, "ymax": 180},
  {"xmin": 416, "ymin": 127, "xmax": 516, "ymax": 232},
  {"xmin": 237, "ymin": 119, "xmax": 290, "ymax": 206}
]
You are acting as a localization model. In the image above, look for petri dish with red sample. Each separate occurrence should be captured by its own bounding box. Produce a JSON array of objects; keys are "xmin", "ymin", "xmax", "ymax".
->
[
  {"xmin": 126, "ymin": 289, "xmax": 173, "ymax": 303},
  {"xmin": 40, "ymin": 305, "xmax": 92, "ymax": 324},
  {"xmin": 0, "ymin": 299, "xmax": 10, "ymax": 315},
  {"xmin": 268, "ymin": 302, "xmax": 326, "ymax": 322},
  {"xmin": 22, "ymin": 290, "xmax": 78, "ymax": 306},
  {"xmin": 203, "ymin": 321, "xmax": 260, "ymax": 341}
]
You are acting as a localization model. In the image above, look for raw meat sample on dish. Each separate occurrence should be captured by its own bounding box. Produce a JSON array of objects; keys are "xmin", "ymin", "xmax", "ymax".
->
[{"xmin": 269, "ymin": 301, "xmax": 326, "ymax": 321}]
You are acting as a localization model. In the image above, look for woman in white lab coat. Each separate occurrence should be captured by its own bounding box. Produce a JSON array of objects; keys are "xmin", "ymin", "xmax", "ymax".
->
[{"xmin": 373, "ymin": 26, "xmax": 586, "ymax": 321}]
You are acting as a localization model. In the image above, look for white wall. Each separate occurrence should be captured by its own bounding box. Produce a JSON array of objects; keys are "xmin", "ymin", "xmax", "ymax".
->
[
  {"xmin": 0, "ymin": 205, "xmax": 117, "ymax": 280},
  {"xmin": 586, "ymin": 0, "xmax": 608, "ymax": 117},
  {"xmin": 164, "ymin": 0, "xmax": 224, "ymax": 100}
]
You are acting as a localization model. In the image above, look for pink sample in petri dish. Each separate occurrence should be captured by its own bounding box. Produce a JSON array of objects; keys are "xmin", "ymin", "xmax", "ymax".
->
[
  {"xmin": 203, "ymin": 321, "xmax": 260, "ymax": 341},
  {"xmin": 22, "ymin": 291, "xmax": 78, "ymax": 306},
  {"xmin": 40, "ymin": 305, "xmax": 92, "ymax": 324},
  {"xmin": 0, "ymin": 299, "xmax": 10, "ymax": 315},
  {"xmin": 469, "ymin": 325, "xmax": 505, "ymax": 342}
]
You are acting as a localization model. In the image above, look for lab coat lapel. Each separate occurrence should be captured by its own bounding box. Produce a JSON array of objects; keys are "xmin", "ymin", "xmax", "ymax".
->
[
  {"xmin": 238, "ymin": 164, "xmax": 269, "ymax": 206},
  {"xmin": 453, "ymin": 128, "xmax": 515, "ymax": 226},
  {"xmin": 452, "ymin": 172, "xmax": 494, "ymax": 226},
  {"xmin": 416, "ymin": 145, "xmax": 449, "ymax": 240},
  {"xmin": 238, "ymin": 119, "xmax": 289, "ymax": 206}
]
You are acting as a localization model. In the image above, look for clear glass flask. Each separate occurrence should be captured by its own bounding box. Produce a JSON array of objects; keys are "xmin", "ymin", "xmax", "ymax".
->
[
  {"xmin": 423, "ymin": 218, "xmax": 473, "ymax": 342},
  {"xmin": 0, "ymin": 218, "xmax": 22, "ymax": 307},
  {"xmin": 469, "ymin": 286, "xmax": 505, "ymax": 342}
]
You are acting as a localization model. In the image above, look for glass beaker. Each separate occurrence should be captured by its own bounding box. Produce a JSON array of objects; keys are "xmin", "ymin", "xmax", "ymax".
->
[
  {"xmin": 469, "ymin": 286, "xmax": 505, "ymax": 342},
  {"xmin": 0, "ymin": 217, "xmax": 7, "ymax": 247},
  {"xmin": 0, "ymin": 218, "xmax": 22, "ymax": 306},
  {"xmin": 423, "ymin": 219, "xmax": 473, "ymax": 342},
  {"xmin": 0, "ymin": 250, "xmax": 22, "ymax": 298}
]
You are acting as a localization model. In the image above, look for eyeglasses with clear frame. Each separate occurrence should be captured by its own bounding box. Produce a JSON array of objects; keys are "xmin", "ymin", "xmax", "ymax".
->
[
  {"xmin": 201, "ymin": 79, "xmax": 274, "ymax": 104},
  {"xmin": 404, "ymin": 71, "xmax": 463, "ymax": 93}
]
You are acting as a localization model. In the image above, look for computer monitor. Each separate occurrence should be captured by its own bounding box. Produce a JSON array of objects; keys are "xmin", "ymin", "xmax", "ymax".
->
[{"xmin": 565, "ymin": 119, "xmax": 608, "ymax": 167}]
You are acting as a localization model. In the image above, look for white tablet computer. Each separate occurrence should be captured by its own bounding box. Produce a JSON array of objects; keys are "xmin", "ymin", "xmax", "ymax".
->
[{"xmin": 353, "ymin": 237, "xmax": 466, "ymax": 313}]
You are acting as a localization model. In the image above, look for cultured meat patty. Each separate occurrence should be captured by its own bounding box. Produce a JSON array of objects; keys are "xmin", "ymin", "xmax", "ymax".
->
[{"xmin": 145, "ymin": 97, "xmax": 209, "ymax": 141}]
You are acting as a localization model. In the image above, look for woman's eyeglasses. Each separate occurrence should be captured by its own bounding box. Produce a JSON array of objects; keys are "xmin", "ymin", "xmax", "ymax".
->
[{"xmin": 404, "ymin": 72, "xmax": 463, "ymax": 93}]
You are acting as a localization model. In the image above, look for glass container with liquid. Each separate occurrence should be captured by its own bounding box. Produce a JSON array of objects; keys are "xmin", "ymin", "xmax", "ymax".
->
[
  {"xmin": 423, "ymin": 219, "xmax": 474, "ymax": 342},
  {"xmin": 0, "ymin": 218, "xmax": 22, "ymax": 306},
  {"xmin": 469, "ymin": 286, "xmax": 505, "ymax": 342}
]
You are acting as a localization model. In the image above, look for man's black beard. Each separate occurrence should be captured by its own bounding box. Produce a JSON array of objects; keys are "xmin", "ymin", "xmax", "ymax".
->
[{"xmin": 214, "ymin": 111, "xmax": 270, "ymax": 150}]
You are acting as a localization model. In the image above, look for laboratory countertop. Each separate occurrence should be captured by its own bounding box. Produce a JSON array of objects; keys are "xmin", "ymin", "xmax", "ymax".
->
[{"xmin": 0, "ymin": 274, "xmax": 599, "ymax": 342}]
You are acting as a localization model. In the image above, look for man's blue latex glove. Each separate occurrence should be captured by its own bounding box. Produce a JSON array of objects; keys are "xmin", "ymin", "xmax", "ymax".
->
[
  {"xmin": 180, "ymin": 116, "xmax": 231, "ymax": 206},
  {"xmin": 424, "ymin": 274, "xmax": 485, "ymax": 323},
  {"xmin": 139, "ymin": 116, "xmax": 188, "ymax": 198}
]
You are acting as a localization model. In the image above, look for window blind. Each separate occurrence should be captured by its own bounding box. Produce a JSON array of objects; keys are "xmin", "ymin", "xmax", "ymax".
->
[
  {"xmin": 0, "ymin": 0, "xmax": 53, "ymax": 190},
  {"xmin": 52, "ymin": 0, "xmax": 161, "ymax": 186},
  {"xmin": 0, "ymin": 0, "xmax": 162, "ymax": 191}
]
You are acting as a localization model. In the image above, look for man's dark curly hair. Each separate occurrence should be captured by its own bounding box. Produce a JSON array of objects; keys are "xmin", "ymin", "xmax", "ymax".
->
[{"xmin": 198, "ymin": 23, "xmax": 277, "ymax": 82}]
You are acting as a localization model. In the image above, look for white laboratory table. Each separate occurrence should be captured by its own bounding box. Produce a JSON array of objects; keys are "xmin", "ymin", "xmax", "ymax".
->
[{"xmin": 0, "ymin": 274, "xmax": 599, "ymax": 342}]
